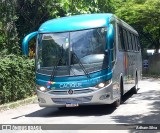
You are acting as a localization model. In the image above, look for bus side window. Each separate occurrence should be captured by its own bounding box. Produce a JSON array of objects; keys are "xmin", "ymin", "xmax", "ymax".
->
[
  {"xmin": 118, "ymin": 26, "xmax": 122, "ymax": 50},
  {"xmin": 131, "ymin": 34, "xmax": 135, "ymax": 51},
  {"xmin": 137, "ymin": 37, "xmax": 141, "ymax": 51},
  {"xmin": 123, "ymin": 29, "xmax": 128, "ymax": 51},
  {"xmin": 111, "ymin": 42, "xmax": 116, "ymax": 67},
  {"xmin": 133, "ymin": 36, "xmax": 136, "ymax": 51},
  {"xmin": 118, "ymin": 25, "xmax": 125, "ymax": 51},
  {"xmin": 135, "ymin": 36, "xmax": 139, "ymax": 51},
  {"xmin": 127, "ymin": 31, "xmax": 132, "ymax": 51},
  {"xmin": 134, "ymin": 35, "xmax": 138, "ymax": 51},
  {"xmin": 130, "ymin": 33, "xmax": 133, "ymax": 51}
]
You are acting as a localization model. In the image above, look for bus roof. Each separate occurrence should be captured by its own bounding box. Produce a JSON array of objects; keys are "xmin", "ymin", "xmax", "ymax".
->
[
  {"xmin": 112, "ymin": 16, "xmax": 138, "ymax": 35},
  {"xmin": 38, "ymin": 13, "xmax": 113, "ymax": 33}
]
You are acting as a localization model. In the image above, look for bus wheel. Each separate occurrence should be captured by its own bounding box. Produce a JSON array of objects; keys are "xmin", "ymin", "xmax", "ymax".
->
[
  {"xmin": 112, "ymin": 98, "xmax": 120, "ymax": 107},
  {"xmin": 112, "ymin": 79, "xmax": 123, "ymax": 107},
  {"xmin": 132, "ymin": 73, "xmax": 138, "ymax": 94}
]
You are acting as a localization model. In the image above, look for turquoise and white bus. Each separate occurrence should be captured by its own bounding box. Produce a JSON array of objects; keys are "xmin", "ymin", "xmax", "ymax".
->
[{"xmin": 22, "ymin": 13, "xmax": 142, "ymax": 108}]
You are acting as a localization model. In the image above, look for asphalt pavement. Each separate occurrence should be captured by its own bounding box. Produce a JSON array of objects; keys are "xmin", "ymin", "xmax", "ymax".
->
[{"xmin": 0, "ymin": 77, "xmax": 160, "ymax": 133}]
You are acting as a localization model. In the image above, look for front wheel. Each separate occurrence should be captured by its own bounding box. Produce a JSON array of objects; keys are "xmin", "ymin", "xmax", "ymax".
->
[
  {"xmin": 132, "ymin": 74, "xmax": 138, "ymax": 94},
  {"xmin": 112, "ymin": 79, "xmax": 123, "ymax": 107},
  {"xmin": 112, "ymin": 98, "xmax": 121, "ymax": 107}
]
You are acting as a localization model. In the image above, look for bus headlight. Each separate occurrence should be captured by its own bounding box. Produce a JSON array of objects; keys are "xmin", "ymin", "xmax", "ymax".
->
[
  {"xmin": 37, "ymin": 86, "xmax": 49, "ymax": 92},
  {"xmin": 98, "ymin": 83, "xmax": 105, "ymax": 88},
  {"xmin": 96, "ymin": 80, "xmax": 111, "ymax": 89}
]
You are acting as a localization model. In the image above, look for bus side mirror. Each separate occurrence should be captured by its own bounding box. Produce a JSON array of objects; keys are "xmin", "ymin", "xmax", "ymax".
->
[
  {"xmin": 107, "ymin": 24, "xmax": 114, "ymax": 49},
  {"xmin": 22, "ymin": 31, "xmax": 38, "ymax": 55}
]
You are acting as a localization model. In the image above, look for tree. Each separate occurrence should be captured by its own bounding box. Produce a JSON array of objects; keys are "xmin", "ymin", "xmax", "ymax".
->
[
  {"xmin": 0, "ymin": 0, "xmax": 19, "ymax": 54},
  {"xmin": 49, "ymin": 0, "xmax": 115, "ymax": 16},
  {"xmin": 16, "ymin": 0, "xmax": 50, "ymax": 41},
  {"xmin": 15, "ymin": 0, "xmax": 116, "ymax": 41},
  {"xmin": 115, "ymin": 0, "xmax": 160, "ymax": 52}
]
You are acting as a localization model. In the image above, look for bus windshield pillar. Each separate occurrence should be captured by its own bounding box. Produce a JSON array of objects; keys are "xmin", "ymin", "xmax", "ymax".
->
[{"xmin": 107, "ymin": 24, "xmax": 114, "ymax": 49}]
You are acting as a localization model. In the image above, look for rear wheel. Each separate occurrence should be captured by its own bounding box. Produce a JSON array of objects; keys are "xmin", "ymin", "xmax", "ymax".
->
[
  {"xmin": 112, "ymin": 78, "xmax": 123, "ymax": 107},
  {"xmin": 132, "ymin": 73, "xmax": 138, "ymax": 94}
]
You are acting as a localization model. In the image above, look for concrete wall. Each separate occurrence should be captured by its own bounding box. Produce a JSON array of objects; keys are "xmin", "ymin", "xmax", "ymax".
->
[{"xmin": 143, "ymin": 54, "xmax": 160, "ymax": 75}]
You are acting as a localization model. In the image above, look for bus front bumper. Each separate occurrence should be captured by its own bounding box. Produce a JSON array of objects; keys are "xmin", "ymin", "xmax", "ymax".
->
[{"xmin": 36, "ymin": 84, "xmax": 118, "ymax": 107}]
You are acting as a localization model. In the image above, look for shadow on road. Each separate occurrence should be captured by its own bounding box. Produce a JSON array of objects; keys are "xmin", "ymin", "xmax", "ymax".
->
[
  {"xmin": 111, "ymin": 90, "xmax": 160, "ymax": 122},
  {"xmin": 24, "ymin": 90, "xmax": 134, "ymax": 118},
  {"xmin": 25, "ymin": 104, "xmax": 115, "ymax": 117},
  {"xmin": 110, "ymin": 89, "xmax": 160, "ymax": 133}
]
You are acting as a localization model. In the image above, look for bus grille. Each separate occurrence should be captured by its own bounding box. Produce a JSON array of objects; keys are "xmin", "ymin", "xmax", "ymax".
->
[
  {"xmin": 52, "ymin": 96, "xmax": 92, "ymax": 104},
  {"xmin": 49, "ymin": 89, "xmax": 93, "ymax": 95}
]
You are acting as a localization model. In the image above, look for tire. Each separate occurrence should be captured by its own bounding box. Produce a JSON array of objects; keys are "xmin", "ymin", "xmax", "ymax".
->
[
  {"xmin": 132, "ymin": 73, "xmax": 138, "ymax": 94},
  {"xmin": 112, "ymin": 98, "xmax": 121, "ymax": 107},
  {"xmin": 112, "ymin": 78, "xmax": 123, "ymax": 107}
]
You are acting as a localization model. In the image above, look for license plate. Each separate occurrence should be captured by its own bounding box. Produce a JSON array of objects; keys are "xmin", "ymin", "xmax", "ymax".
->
[{"xmin": 66, "ymin": 103, "xmax": 79, "ymax": 107}]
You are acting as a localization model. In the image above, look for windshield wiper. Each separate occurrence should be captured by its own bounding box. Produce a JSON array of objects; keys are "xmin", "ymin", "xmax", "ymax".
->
[
  {"xmin": 49, "ymin": 57, "xmax": 62, "ymax": 82},
  {"xmin": 50, "ymin": 49, "xmax": 90, "ymax": 81},
  {"xmin": 71, "ymin": 52, "xmax": 90, "ymax": 78},
  {"xmin": 49, "ymin": 44, "xmax": 65, "ymax": 82}
]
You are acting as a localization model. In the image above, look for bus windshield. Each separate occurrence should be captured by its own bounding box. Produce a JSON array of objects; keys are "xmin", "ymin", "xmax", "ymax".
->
[{"xmin": 36, "ymin": 27, "xmax": 108, "ymax": 76}]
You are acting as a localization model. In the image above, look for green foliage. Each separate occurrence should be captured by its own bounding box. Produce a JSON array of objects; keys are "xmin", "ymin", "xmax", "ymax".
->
[
  {"xmin": 0, "ymin": 54, "xmax": 35, "ymax": 104},
  {"xmin": 115, "ymin": 0, "xmax": 160, "ymax": 51},
  {"xmin": 15, "ymin": 0, "xmax": 116, "ymax": 45},
  {"xmin": 0, "ymin": 0, "xmax": 20, "ymax": 54},
  {"xmin": 59, "ymin": 0, "xmax": 100, "ymax": 15},
  {"xmin": 0, "ymin": 0, "xmax": 160, "ymax": 104},
  {"xmin": 16, "ymin": 0, "xmax": 51, "ymax": 41},
  {"xmin": 49, "ymin": 0, "xmax": 115, "ymax": 16}
]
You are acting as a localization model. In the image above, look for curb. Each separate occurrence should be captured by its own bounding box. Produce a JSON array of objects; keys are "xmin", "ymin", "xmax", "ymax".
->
[
  {"xmin": 0, "ymin": 96, "xmax": 38, "ymax": 112},
  {"xmin": 142, "ymin": 75, "xmax": 160, "ymax": 79}
]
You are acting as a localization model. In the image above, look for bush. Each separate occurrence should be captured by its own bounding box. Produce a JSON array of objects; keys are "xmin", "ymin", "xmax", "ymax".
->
[{"xmin": 0, "ymin": 54, "xmax": 35, "ymax": 104}]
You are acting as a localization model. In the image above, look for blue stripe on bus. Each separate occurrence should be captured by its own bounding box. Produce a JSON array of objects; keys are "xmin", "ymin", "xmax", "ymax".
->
[{"xmin": 36, "ymin": 69, "xmax": 112, "ymax": 89}]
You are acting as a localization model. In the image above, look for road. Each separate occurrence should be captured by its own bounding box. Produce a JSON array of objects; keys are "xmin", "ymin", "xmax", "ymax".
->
[{"xmin": 0, "ymin": 78, "xmax": 160, "ymax": 133}]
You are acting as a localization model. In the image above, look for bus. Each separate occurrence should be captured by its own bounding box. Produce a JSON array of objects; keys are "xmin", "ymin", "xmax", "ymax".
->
[{"xmin": 22, "ymin": 13, "xmax": 142, "ymax": 108}]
